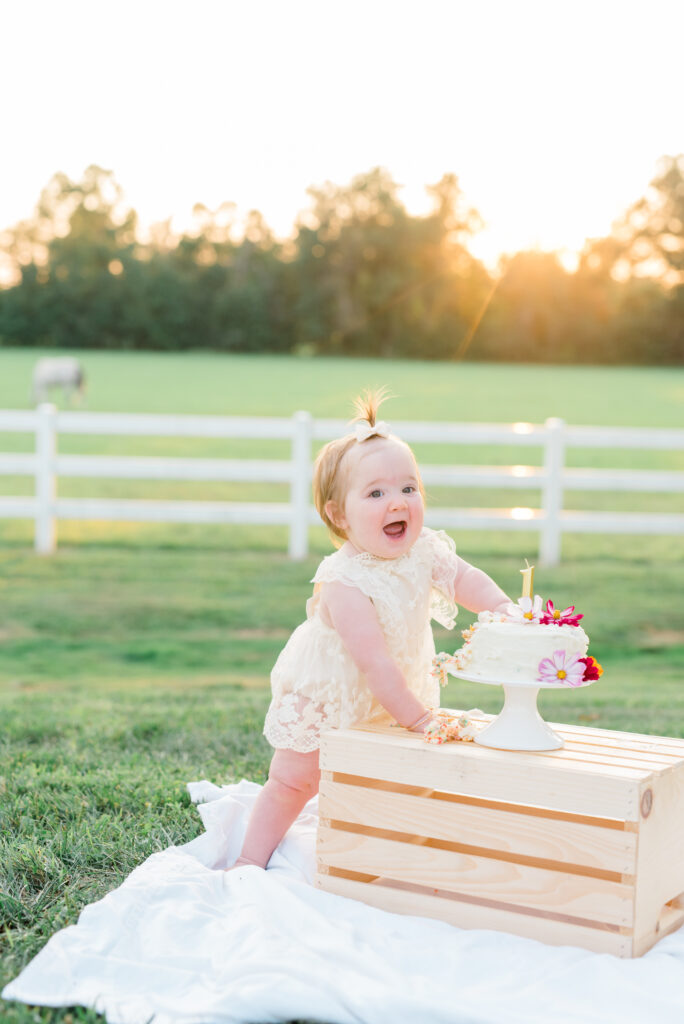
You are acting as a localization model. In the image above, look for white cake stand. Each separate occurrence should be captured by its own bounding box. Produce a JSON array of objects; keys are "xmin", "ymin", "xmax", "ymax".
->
[{"xmin": 449, "ymin": 670, "xmax": 595, "ymax": 751}]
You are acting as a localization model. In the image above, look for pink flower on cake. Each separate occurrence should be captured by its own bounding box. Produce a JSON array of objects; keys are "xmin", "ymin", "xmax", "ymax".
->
[
  {"xmin": 537, "ymin": 650, "xmax": 585, "ymax": 686},
  {"xmin": 506, "ymin": 595, "xmax": 543, "ymax": 624},
  {"xmin": 541, "ymin": 600, "xmax": 584, "ymax": 626}
]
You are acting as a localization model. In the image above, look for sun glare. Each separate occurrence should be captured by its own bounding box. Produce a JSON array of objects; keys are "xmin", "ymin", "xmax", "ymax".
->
[
  {"xmin": 0, "ymin": 2, "xmax": 681, "ymax": 269},
  {"xmin": 510, "ymin": 507, "xmax": 536, "ymax": 521}
]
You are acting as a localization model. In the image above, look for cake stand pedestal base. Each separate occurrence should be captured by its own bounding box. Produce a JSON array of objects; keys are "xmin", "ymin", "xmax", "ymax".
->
[{"xmin": 475, "ymin": 683, "xmax": 564, "ymax": 751}]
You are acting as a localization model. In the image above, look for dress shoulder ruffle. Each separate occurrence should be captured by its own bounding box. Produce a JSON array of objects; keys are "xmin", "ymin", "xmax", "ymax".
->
[{"xmin": 421, "ymin": 528, "xmax": 460, "ymax": 630}]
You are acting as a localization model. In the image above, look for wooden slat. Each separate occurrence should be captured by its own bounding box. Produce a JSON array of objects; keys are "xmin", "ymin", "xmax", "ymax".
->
[
  {"xmin": 53, "ymin": 498, "xmax": 292, "ymax": 524},
  {"xmin": 317, "ymin": 827, "xmax": 634, "ymax": 926},
  {"xmin": 334, "ymin": 727, "xmax": 652, "ymax": 779},
  {"xmin": 319, "ymin": 778, "xmax": 637, "ymax": 874},
  {"xmin": 321, "ymin": 730, "xmax": 643, "ymax": 820},
  {"xmin": 315, "ymin": 872, "xmax": 633, "ymax": 957},
  {"xmin": 557, "ymin": 729, "xmax": 684, "ymax": 758},
  {"xmin": 325, "ymin": 819, "xmax": 627, "ymax": 882},
  {"xmin": 551, "ymin": 739, "xmax": 683, "ymax": 765},
  {"xmin": 490, "ymin": 745, "xmax": 675, "ymax": 772},
  {"xmin": 546, "ymin": 720, "xmax": 684, "ymax": 754},
  {"xmin": 323, "ymin": 771, "xmax": 634, "ymax": 830},
  {"xmin": 356, "ymin": 719, "xmax": 683, "ymax": 768},
  {"xmin": 359, "ymin": 716, "xmax": 684, "ymax": 759}
]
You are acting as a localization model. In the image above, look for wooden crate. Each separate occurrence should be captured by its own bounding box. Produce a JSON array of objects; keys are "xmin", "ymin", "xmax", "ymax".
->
[{"xmin": 315, "ymin": 714, "xmax": 684, "ymax": 957}]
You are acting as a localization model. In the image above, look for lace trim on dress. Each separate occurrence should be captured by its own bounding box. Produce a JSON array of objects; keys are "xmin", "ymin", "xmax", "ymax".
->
[{"xmin": 263, "ymin": 693, "xmax": 341, "ymax": 753}]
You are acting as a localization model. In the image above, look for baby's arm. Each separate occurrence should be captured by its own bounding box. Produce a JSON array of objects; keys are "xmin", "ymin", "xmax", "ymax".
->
[
  {"xmin": 452, "ymin": 556, "xmax": 510, "ymax": 614},
  {"xmin": 321, "ymin": 581, "xmax": 428, "ymax": 729}
]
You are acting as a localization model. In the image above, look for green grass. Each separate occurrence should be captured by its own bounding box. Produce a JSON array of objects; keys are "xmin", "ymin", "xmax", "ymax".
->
[
  {"xmin": 2, "ymin": 541, "xmax": 683, "ymax": 1022},
  {"xmin": 1, "ymin": 350, "xmax": 683, "ymax": 1020},
  {"xmin": 1, "ymin": 675, "xmax": 269, "ymax": 1024}
]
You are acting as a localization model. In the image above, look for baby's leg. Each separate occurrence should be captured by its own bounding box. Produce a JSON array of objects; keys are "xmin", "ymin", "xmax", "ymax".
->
[{"xmin": 231, "ymin": 747, "xmax": 319, "ymax": 870}]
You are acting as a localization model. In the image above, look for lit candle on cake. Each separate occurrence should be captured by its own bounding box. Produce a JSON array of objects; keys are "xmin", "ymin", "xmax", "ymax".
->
[{"xmin": 520, "ymin": 562, "xmax": 535, "ymax": 598}]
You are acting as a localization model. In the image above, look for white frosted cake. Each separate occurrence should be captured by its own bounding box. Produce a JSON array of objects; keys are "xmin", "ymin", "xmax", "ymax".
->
[{"xmin": 446, "ymin": 598, "xmax": 601, "ymax": 688}]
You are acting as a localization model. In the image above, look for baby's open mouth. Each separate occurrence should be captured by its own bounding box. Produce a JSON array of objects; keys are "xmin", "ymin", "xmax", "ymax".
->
[{"xmin": 383, "ymin": 520, "xmax": 407, "ymax": 538}]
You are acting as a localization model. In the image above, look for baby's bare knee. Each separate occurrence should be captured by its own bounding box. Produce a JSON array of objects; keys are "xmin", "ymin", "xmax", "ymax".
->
[{"xmin": 269, "ymin": 748, "xmax": 319, "ymax": 797}]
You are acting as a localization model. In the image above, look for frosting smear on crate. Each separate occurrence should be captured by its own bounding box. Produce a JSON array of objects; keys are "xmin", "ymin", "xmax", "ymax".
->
[{"xmin": 445, "ymin": 596, "xmax": 602, "ymax": 687}]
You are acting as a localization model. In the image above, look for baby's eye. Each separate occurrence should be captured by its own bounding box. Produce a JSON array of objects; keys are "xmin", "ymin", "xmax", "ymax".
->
[
  {"xmin": 402, "ymin": 486, "xmax": 416, "ymax": 494},
  {"xmin": 369, "ymin": 489, "xmax": 383, "ymax": 498}
]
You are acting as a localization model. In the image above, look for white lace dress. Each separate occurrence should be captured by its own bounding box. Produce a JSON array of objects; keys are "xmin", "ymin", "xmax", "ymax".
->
[{"xmin": 263, "ymin": 528, "xmax": 461, "ymax": 752}]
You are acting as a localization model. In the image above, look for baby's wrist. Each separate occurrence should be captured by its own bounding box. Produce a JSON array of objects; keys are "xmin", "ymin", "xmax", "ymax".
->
[{"xmin": 405, "ymin": 709, "xmax": 433, "ymax": 732}]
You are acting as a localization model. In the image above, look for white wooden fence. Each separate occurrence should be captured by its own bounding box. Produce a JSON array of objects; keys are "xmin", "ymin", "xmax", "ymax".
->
[{"xmin": 1, "ymin": 404, "xmax": 683, "ymax": 564}]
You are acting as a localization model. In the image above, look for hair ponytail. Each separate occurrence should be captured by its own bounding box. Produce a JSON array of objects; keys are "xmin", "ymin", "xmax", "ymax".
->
[{"xmin": 351, "ymin": 386, "xmax": 390, "ymax": 429}]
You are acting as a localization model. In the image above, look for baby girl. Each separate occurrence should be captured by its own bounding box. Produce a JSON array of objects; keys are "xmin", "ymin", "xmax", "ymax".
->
[{"xmin": 232, "ymin": 391, "xmax": 510, "ymax": 869}]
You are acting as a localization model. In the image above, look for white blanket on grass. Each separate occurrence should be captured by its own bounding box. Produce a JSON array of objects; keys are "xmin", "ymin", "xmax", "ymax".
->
[{"xmin": 4, "ymin": 780, "xmax": 684, "ymax": 1024}]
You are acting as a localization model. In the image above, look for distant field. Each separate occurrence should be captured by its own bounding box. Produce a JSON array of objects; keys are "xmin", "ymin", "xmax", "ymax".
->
[{"xmin": 2, "ymin": 347, "xmax": 684, "ymax": 424}]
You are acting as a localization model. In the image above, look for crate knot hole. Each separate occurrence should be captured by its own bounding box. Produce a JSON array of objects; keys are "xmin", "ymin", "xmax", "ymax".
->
[{"xmin": 640, "ymin": 789, "xmax": 653, "ymax": 819}]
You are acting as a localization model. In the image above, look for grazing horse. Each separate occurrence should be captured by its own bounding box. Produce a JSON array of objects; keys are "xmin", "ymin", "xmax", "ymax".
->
[{"xmin": 32, "ymin": 358, "xmax": 86, "ymax": 405}]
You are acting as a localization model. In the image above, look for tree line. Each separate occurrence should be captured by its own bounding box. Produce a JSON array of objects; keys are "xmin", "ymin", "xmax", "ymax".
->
[{"xmin": 0, "ymin": 158, "xmax": 681, "ymax": 364}]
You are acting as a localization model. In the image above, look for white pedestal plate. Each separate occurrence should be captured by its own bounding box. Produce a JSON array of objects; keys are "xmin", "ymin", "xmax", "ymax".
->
[{"xmin": 449, "ymin": 669, "xmax": 595, "ymax": 751}]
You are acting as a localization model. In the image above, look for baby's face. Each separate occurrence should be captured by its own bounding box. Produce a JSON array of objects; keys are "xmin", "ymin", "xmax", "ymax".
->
[{"xmin": 335, "ymin": 438, "xmax": 424, "ymax": 558}]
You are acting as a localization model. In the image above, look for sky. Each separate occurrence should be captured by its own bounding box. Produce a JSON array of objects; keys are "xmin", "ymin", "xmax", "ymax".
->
[{"xmin": 2, "ymin": 0, "xmax": 683, "ymax": 267}]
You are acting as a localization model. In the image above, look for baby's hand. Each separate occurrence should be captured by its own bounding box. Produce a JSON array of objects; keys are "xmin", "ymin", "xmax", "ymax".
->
[{"xmin": 423, "ymin": 710, "xmax": 480, "ymax": 744}]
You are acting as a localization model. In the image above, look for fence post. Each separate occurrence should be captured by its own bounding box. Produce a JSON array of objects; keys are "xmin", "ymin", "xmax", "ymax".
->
[
  {"xmin": 539, "ymin": 416, "xmax": 565, "ymax": 567},
  {"xmin": 289, "ymin": 410, "xmax": 313, "ymax": 559},
  {"xmin": 35, "ymin": 403, "xmax": 57, "ymax": 555}
]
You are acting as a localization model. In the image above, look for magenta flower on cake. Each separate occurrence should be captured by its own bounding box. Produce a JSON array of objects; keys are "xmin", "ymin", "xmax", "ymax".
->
[
  {"xmin": 579, "ymin": 655, "xmax": 603, "ymax": 680},
  {"xmin": 540, "ymin": 600, "xmax": 584, "ymax": 627},
  {"xmin": 506, "ymin": 595, "xmax": 543, "ymax": 624},
  {"xmin": 537, "ymin": 650, "xmax": 585, "ymax": 686}
]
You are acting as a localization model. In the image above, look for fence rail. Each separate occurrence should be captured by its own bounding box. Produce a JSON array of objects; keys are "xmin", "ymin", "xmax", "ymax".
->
[{"xmin": 1, "ymin": 405, "xmax": 683, "ymax": 564}]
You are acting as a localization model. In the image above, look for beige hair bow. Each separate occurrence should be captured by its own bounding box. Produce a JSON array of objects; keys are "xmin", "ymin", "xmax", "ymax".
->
[{"xmin": 354, "ymin": 420, "xmax": 390, "ymax": 442}]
